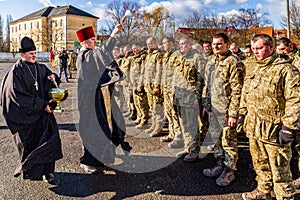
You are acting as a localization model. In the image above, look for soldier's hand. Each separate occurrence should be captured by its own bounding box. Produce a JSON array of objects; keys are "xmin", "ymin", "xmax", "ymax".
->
[
  {"xmin": 279, "ymin": 126, "xmax": 295, "ymax": 145},
  {"xmin": 236, "ymin": 114, "xmax": 245, "ymax": 133},
  {"xmin": 228, "ymin": 117, "xmax": 237, "ymax": 127},
  {"xmin": 153, "ymin": 88, "xmax": 161, "ymax": 95}
]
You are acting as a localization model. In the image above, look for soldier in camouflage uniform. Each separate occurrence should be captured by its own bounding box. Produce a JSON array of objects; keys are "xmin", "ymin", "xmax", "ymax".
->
[
  {"xmin": 230, "ymin": 42, "xmax": 246, "ymax": 61},
  {"xmin": 141, "ymin": 37, "xmax": 164, "ymax": 137},
  {"xmin": 113, "ymin": 47, "xmax": 126, "ymax": 112},
  {"xmin": 202, "ymin": 41, "xmax": 213, "ymax": 57},
  {"xmin": 202, "ymin": 33, "xmax": 245, "ymax": 187},
  {"xmin": 240, "ymin": 34, "xmax": 299, "ymax": 200},
  {"xmin": 276, "ymin": 37, "xmax": 300, "ymax": 189},
  {"xmin": 160, "ymin": 37, "xmax": 182, "ymax": 143},
  {"xmin": 183, "ymin": 43, "xmax": 209, "ymax": 162},
  {"xmin": 171, "ymin": 36, "xmax": 204, "ymax": 157},
  {"xmin": 130, "ymin": 42, "xmax": 149, "ymax": 128},
  {"xmin": 119, "ymin": 45, "xmax": 135, "ymax": 119}
]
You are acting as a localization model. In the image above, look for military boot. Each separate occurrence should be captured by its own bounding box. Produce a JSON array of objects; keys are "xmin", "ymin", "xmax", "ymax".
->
[
  {"xmin": 135, "ymin": 119, "xmax": 148, "ymax": 129},
  {"xmin": 216, "ymin": 166, "xmax": 235, "ymax": 186},
  {"xmin": 145, "ymin": 121, "xmax": 156, "ymax": 133},
  {"xmin": 133, "ymin": 117, "xmax": 141, "ymax": 125},
  {"xmin": 150, "ymin": 124, "xmax": 165, "ymax": 137},
  {"xmin": 203, "ymin": 159, "xmax": 224, "ymax": 177},
  {"xmin": 127, "ymin": 110, "xmax": 137, "ymax": 120},
  {"xmin": 242, "ymin": 188, "xmax": 272, "ymax": 200}
]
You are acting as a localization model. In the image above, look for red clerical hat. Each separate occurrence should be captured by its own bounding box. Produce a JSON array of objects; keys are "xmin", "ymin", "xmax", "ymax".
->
[{"xmin": 76, "ymin": 26, "xmax": 96, "ymax": 42}]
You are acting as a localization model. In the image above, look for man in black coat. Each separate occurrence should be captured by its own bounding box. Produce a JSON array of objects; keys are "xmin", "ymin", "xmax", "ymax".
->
[{"xmin": 0, "ymin": 36, "xmax": 62, "ymax": 184}]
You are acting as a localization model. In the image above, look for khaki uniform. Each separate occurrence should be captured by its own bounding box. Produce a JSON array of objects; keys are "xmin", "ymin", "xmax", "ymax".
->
[
  {"xmin": 114, "ymin": 55, "xmax": 126, "ymax": 112},
  {"xmin": 130, "ymin": 50, "xmax": 149, "ymax": 123},
  {"xmin": 172, "ymin": 49, "xmax": 204, "ymax": 151},
  {"xmin": 161, "ymin": 50, "xmax": 182, "ymax": 139},
  {"xmin": 142, "ymin": 49, "xmax": 164, "ymax": 130},
  {"xmin": 68, "ymin": 52, "xmax": 77, "ymax": 78},
  {"xmin": 232, "ymin": 49, "xmax": 246, "ymax": 61},
  {"xmin": 240, "ymin": 53, "xmax": 300, "ymax": 199},
  {"xmin": 119, "ymin": 53, "xmax": 134, "ymax": 113},
  {"xmin": 204, "ymin": 50, "xmax": 244, "ymax": 170}
]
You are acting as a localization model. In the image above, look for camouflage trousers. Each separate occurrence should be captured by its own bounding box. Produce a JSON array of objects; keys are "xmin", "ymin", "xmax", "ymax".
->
[
  {"xmin": 114, "ymin": 85, "xmax": 126, "ymax": 112},
  {"xmin": 208, "ymin": 109, "xmax": 238, "ymax": 170},
  {"xmin": 121, "ymin": 81, "xmax": 132, "ymax": 111},
  {"xmin": 146, "ymin": 91, "xmax": 164, "ymax": 126},
  {"xmin": 163, "ymin": 88, "xmax": 181, "ymax": 138},
  {"xmin": 189, "ymin": 113, "xmax": 209, "ymax": 155},
  {"xmin": 176, "ymin": 105, "xmax": 199, "ymax": 151},
  {"xmin": 249, "ymin": 137, "xmax": 295, "ymax": 200},
  {"xmin": 294, "ymin": 132, "xmax": 300, "ymax": 172},
  {"xmin": 133, "ymin": 91, "xmax": 149, "ymax": 122}
]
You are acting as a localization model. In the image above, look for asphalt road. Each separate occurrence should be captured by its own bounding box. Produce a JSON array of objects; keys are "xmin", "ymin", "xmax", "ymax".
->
[{"xmin": 0, "ymin": 61, "xmax": 299, "ymax": 200}]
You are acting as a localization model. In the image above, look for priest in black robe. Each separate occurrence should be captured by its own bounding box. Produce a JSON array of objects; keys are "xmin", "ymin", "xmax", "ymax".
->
[
  {"xmin": 0, "ymin": 37, "xmax": 63, "ymax": 184},
  {"xmin": 76, "ymin": 24, "xmax": 131, "ymax": 173}
]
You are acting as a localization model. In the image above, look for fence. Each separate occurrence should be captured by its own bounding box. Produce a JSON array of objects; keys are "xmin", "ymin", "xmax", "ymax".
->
[{"xmin": 0, "ymin": 52, "xmax": 50, "ymax": 62}]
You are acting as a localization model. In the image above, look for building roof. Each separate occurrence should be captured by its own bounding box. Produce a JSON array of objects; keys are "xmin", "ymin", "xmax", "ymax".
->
[{"xmin": 11, "ymin": 5, "xmax": 98, "ymax": 23}]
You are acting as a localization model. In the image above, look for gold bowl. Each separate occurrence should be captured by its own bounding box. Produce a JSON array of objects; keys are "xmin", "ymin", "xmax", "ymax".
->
[{"xmin": 49, "ymin": 88, "xmax": 68, "ymax": 112}]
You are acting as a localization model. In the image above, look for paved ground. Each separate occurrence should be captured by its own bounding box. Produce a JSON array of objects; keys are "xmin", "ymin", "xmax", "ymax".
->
[{"xmin": 0, "ymin": 62, "xmax": 299, "ymax": 200}]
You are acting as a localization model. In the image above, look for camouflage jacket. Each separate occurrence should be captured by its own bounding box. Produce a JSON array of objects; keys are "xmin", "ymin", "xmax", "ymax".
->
[
  {"xmin": 239, "ymin": 55, "xmax": 257, "ymax": 116},
  {"xmin": 240, "ymin": 53, "xmax": 300, "ymax": 144},
  {"xmin": 172, "ymin": 49, "xmax": 206, "ymax": 107},
  {"xmin": 129, "ymin": 50, "xmax": 147, "ymax": 90},
  {"xmin": 161, "ymin": 50, "xmax": 182, "ymax": 90},
  {"xmin": 291, "ymin": 52, "xmax": 300, "ymax": 69},
  {"xmin": 204, "ymin": 50, "xmax": 245, "ymax": 118},
  {"xmin": 232, "ymin": 49, "xmax": 246, "ymax": 61},
  {"xmin": 141, "ymin": 49, "xmax": 163, "ymax": 92},
  {"xmin": 119, "ymin": 53, "xmax": 134, "ymax": 84}
]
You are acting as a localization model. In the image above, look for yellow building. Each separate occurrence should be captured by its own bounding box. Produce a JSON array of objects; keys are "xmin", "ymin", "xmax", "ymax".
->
[{"xmin": 9, "ymin": 5, "xmax": 98, "ymax": 52}]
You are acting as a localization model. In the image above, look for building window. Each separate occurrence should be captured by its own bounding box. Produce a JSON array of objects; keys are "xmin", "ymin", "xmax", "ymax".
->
[
  {"xmin": 24, "ymin": 23, "xmax": 26, "ymax": 30},
  {"xmin": 49, "ymin": 34, "xmax": 52, "ymax": 41},
  {"xmin": 61, "ymin": 33, "xmax": 63, "ymax": 40},
  {"xmin": 37, "ymin": 35, "xmax": 39, "ymax": 41},
  {"xmin": 37, "ymin": 21, "xmax": 39, "ymax": 28},
  {"xmin": 55, "ymin": 20, "xmax": 57, "ymax": 27},
  {"xmin": 19, "ymin": 24, "xmax": 21, "ymax": 31},
  {"xmin": 31, "ymin": 22, "xmax": 32, "ymax": 29},
  {"xmin": 60, "ymin": 19, "xmax": 63, "ymax": 26}
]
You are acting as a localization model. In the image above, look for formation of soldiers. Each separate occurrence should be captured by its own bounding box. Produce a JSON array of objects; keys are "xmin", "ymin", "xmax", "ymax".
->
[{"xmin": 112, "ymin": 33, "xmax": 300, "ymax": 200}]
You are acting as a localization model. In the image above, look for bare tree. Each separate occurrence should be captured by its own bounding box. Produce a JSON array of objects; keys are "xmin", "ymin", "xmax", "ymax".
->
[
  {"xmin": 102, "ymin": 0, "xmax": 140, "ymax": 44},
  {"xmin": 289, "ymin": 0, "xmax": 300, "ymax": 40}
]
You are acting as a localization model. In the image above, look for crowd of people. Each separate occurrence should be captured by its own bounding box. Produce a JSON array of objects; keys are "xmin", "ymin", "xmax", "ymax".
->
[
  {"xmin": 110, "ymin": 33, "xmax": 300, "ymax": 200},
  {"xmin": 49, "ymin": 47, "xmax": 78, "ymax": 82},
  {"xmin": 2, "ymin": 22, "xmax": 300, "ymax": 200}
]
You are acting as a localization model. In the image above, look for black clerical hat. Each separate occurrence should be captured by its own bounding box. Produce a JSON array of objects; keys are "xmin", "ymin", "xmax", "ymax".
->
[{"xmin": 19, "ymin": 36, "xmax": 36, "ymax": 53}]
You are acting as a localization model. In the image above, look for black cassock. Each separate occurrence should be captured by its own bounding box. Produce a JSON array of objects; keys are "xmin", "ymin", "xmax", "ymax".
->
[
  {"xmin": 0, "ymin": 59, "xmax": 63, "ymax": 179},
  {"xmin": 77, "ymin": 37, "xmax": 131, "ymax": 167}
]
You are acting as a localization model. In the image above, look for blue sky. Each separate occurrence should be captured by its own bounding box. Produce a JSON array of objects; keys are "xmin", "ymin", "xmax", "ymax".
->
[{"xmin": 0, "ymin": 0, "xmax": 291, "ymax": 30}]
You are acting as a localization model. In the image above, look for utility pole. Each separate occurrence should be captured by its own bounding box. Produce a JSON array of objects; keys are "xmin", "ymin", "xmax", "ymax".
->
[{"xmin": 287, "ymin": 0, "xmax": 291, "ymax": 38}]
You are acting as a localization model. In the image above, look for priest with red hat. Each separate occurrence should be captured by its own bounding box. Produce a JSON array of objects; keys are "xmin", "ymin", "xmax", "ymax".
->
[{"xmin": 75, "ymin": 24, "xmax": 131, "ymax": 173}]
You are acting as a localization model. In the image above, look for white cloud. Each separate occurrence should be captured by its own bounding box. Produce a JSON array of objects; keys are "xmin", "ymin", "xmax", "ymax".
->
[
  {"xmin": 38, "ymin": 0, "xmax": 55, "ymax": 7},
  {"xmin": 86, "ymin": 1, "xmax": 92, "ymax": 7},
  {"xmin": 204, "ymin": 0, "xmax": 247, "ymax": 5},
  {"xmin": 92, "ymin": 3, "xmax": 111, "ymax": 21},
  {"xmin": 256, "ymin": 3, "xmax": 263, "ymax": 10},
  {"xmin": 140, "ymin": 0, "xmax": 203, "ymax": 24},
  {"xmin": 139, "ymin": 0, "xmax": 147, "ymax": 6}
]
